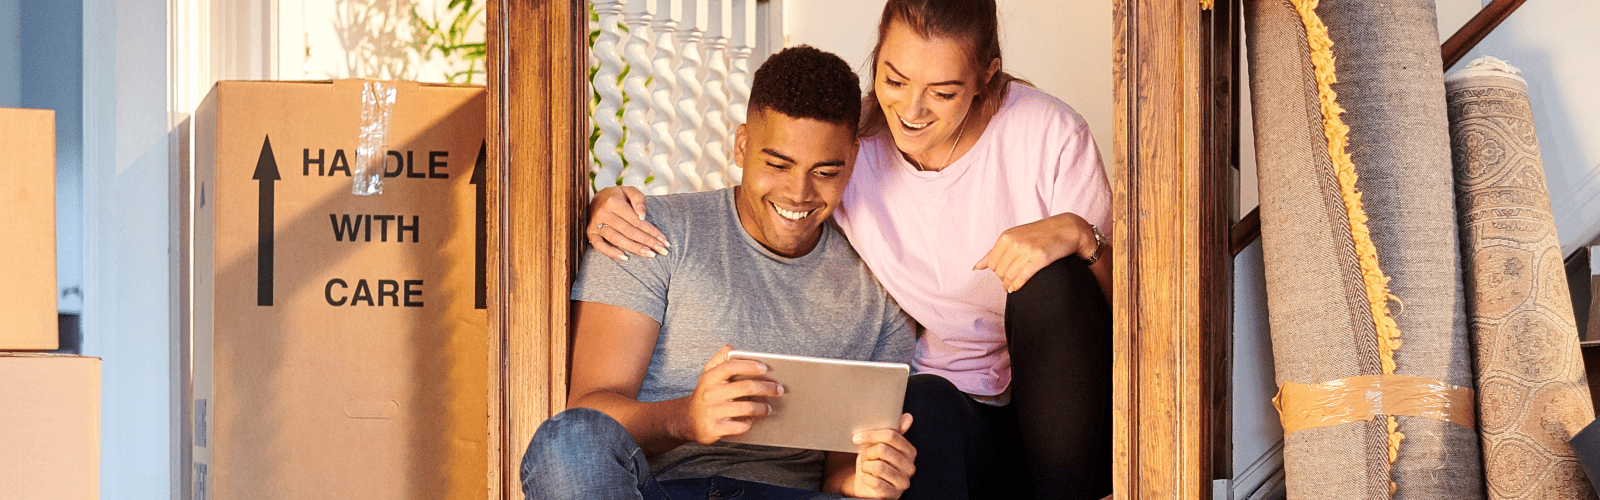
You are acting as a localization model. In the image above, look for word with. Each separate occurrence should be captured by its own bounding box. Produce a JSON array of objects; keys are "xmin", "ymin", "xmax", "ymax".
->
[{"xmin": 331, "ymin": 214, "xmax": 420, "ymax": 243}]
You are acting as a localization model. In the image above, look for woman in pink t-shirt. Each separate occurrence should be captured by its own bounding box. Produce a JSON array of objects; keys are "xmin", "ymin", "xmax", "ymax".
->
[{"xmin": 588, "ymin": 1, "xmax": 1111, "ymax": 498}]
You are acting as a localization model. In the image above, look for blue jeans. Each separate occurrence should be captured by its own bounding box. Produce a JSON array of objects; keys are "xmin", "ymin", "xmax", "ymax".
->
[{"xmin": 521, "ymin": 408, "xmax": 844, "ymax": 500}]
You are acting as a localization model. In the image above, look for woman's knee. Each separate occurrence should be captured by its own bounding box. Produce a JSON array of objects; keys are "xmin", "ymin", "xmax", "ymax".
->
[
  {"xmin": 903, "ymin": 374, "xmax": 965, "ymax": 415},
  {"xmin": 1010, "ymin": 258, "xmax": 1101, "ymax": 309},
  {"xmin": 1005, "ymin": 258, "xmax": 1111, "ymax": 360}
]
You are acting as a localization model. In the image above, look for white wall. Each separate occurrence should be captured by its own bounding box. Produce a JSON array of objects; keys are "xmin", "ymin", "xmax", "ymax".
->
[
  {"xmin": 785, "ymin": 0, "xmax": 1112, "ymax": 170},
  {"xmin": 22, "ymin": 0, "xmax": 85, "ymax": 315},
  {"xmin": 0, "ymin": 0, "xmax": 18, "ymax": 108},
  {"xmin": 83, "ymin": 0, "xmax": 173, "ymax": 497},
  {"xmin": 286, "ymin": 0, "xmax": 485, "ymax": 84}
]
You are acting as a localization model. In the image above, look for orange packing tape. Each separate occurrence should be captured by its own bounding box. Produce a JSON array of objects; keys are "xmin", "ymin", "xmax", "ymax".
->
[{"xmin": 1273, "ymin": 374, "xmax": 1475, "ymax": 434}]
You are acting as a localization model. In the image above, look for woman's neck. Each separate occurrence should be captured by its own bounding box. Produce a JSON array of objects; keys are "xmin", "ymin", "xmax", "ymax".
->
[{"xmin": 903, "ymin": 99, "xmax": 998, "ymax": 172}]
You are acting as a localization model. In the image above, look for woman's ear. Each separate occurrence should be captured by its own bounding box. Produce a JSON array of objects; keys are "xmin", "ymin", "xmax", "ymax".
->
[{"xmin": 983, "ymin": 58, "xmax": 1001, "ymax": 87}]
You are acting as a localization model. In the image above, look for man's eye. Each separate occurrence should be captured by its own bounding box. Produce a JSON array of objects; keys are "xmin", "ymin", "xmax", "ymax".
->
[{"xmin": 768, "ymin": 162, "xmax": 790, "ymax": 170}]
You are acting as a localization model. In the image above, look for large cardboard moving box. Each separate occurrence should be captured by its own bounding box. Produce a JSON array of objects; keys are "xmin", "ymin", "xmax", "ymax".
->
[
  {"xmin": 0, "ymin": 108, "xmax": 59, "ymax": 350},
  {"xmin": 0, "ymin": 354, "xmax": 101, "ymax": 499},
  {"xmin": 183, "ymin": 80, "xmax": 487, "ymax": 499}
]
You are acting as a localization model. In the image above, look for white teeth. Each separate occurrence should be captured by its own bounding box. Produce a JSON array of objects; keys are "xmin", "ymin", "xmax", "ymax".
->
[
  {"xmin": 899, "ymin": 116, "xmax": 930, "ymax": 131},
  {"xmin": 773, "ymin": 203, "xmax": 812, "ymax": 220}
]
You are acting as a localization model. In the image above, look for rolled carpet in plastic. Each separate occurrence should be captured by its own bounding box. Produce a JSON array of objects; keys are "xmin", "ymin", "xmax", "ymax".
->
[
  {"xmin": 1448, "ymin": 56, "xmax": 1597, "ymax": 499},
  {"xmin": 1246, "ymin": 0, "xmax": 1483, "ymax": 497}
]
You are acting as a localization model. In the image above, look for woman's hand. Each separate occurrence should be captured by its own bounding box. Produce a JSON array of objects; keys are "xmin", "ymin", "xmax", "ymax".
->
[
  {"xmin": 587, "ymin": 186, "xmax": 670, "ymax": 260},
  {"xmin": 826, "ymin": 413, "xmax": 917, "ymax": 499},
  {"xmin": 973, "ymin": 212, "xmax": 1101, "ymax": 293}
]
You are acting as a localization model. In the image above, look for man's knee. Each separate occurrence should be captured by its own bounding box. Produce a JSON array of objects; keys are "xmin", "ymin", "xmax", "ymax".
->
[{"xmin": 521, "ymin": 408, "xmax": 634, "ymax": 493}]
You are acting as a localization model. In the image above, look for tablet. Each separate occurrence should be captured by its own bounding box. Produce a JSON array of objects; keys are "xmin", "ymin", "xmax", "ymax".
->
[{"xmin": 721, "ymin": 350, "xmax": 910, "ymax": 453}]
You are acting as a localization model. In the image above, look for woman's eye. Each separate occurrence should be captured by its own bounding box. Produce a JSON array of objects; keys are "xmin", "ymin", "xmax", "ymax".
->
[
  {"xmin": 934, "ymin": 92, "xmax": 956, "ymax": 100},
  {"xmin": 884, "ymin": 77, "xmax": 905, "ymax": 88}
]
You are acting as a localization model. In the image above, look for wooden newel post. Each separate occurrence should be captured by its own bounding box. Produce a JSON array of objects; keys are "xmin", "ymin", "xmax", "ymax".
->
[
  {"xmin": 1112, "ymin": 0, "xmax": 1235, "ymax": 497},
  {"xmin": 487, "ymin": 0, "xmax": 587, "ymax": 498}
]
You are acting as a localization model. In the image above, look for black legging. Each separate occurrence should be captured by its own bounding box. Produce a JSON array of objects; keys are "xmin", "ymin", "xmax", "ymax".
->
[{"xmin": 901, "ymin": 257, "xmax": 1113, "ymax": 500}]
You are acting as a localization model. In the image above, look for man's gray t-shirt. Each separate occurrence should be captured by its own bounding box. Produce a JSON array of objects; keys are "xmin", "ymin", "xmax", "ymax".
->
[{"xmin": 570, "ymin": 187, "xmax": 914, "ymax": 490}]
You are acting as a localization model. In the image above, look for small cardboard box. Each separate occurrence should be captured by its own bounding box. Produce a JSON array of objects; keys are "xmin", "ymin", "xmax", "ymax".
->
[
  {"xmin": 0, "ymin": 354, "xmax": 101, "ymax": 499},
  {"xmin": 0, "ymin": 108, "xmax": 59, "ymax": 350},
  {"xmin": 182, "ymin": 80, "xmax": 487, "ymax": 499}
]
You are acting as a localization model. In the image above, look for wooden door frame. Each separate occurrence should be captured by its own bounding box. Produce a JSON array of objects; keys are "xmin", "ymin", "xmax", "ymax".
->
[{"xmin": 486, "ymin": 1, "xmax": 1238, "ymax": 497}]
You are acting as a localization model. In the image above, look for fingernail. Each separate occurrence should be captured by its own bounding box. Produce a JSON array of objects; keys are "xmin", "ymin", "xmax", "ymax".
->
[
  {"xmin": 852, "ymin": 434, "xmax": 864, "ymax": 444},
  {"xmin": 765, "ymin": 404, "xmax": 773, "ymax": 414},
  {"xmin": 655, "ymin": 246, "xmax": 669, "ymax": 255},
  {"xmin": 662, "ymin": 239, "xmax": 672, "ymax": 248},
  {"xmin": 758, "ymin": 363, "xmax": 769, "ymax": 373},
  {"xmin": 776, "ymin": 384, "xmax": 785, "ymax": 395},
  {"xmin": 619, "ymin": 254, "xmax": 629, "ymax": 261},
  {"xmin": 638, "ymin": 212, "xmax": 646, "ymax": 220},
  {"xmin": 643, "ymin": 250, "xmax": 657, "ymax": 258}
]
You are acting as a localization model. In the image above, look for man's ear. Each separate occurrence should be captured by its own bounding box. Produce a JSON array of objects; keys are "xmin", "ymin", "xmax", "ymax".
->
[{"xmin": 733, "ymin": 123, "xmax": 749, "ymax": 165}]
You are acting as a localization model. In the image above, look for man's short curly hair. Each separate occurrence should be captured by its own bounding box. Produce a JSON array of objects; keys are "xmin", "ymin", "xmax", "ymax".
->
[{"xmin": 747, "ymin": 45, "xmax": 861, "ymax": 136}]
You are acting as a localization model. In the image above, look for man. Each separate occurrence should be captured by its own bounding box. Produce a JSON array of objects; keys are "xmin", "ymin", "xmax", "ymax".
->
[{"xmin": 521, "ymin": 46, "xmax": 917, "ymax": 500}]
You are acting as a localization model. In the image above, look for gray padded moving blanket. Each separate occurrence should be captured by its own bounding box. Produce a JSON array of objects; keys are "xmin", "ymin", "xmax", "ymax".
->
[
  {"xmin": 1246, "ymin": 0, "xmax": 1484, "ymax": 497},
  {"xmin": 1448, "ymin": 56, "xmax": 1597, "ymax": 499}
]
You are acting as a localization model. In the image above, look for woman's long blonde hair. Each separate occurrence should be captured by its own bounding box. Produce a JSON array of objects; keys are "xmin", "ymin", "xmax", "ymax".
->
[{"xmin": 859, "ymin": 0, "xmax": 1029, "ymax": 138}]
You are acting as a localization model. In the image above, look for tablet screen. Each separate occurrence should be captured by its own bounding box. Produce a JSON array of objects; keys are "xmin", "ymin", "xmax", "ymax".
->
[{"xmin": 722, "ymin": 351, "xmax": 910, "ymax": 453}]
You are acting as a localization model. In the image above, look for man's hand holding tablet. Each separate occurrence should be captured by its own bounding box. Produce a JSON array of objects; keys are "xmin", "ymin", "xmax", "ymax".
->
[
  {"xmin": 708, "ymin": 347, "xmax": 915, "ymax": 499},
  {"xmin": 680, "ymin": 345, "xmax": 786, "ymax": 445}
]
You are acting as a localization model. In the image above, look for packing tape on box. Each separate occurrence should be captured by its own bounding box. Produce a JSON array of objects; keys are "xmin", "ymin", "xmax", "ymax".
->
[
  {"xmin": 353, "ymin": 80, "xmax": 398, "ymax": 196},
  {"xmin": 1272, "ymin": 373, "xmax": 1475, "ymax": 434}
]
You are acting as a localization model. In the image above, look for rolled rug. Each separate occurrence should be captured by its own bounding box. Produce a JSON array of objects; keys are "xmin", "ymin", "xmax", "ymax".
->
[
  {"xmin": 1247, "ymin": 0, "xmax": 1389, "ymax": 496},
  {"xmin": 1247, "ymin": 0, "xmax": 1484, "ymax": 497},
  {"xmin": 1448, "ymin": 55, "xmax": 1597, "ymax": 499}
]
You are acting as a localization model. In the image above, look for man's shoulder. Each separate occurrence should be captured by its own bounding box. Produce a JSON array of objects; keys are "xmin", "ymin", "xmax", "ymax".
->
[
  {"xmin": 643, "ymin": 188, "xmax": 735, "ymax": 239},
  {"xmin": 644, "ymin": 188, "xmax": 730, "ymax": 221}
]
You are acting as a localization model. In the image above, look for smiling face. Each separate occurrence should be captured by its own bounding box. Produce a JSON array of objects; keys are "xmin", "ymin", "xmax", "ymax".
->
[
  {"xmin": 873, "ymin": 19, "xmax": 989, "ymax": 169},
  {"xmin": 732, "ymin": 108, "xmax": 858, "ymax": 258}
]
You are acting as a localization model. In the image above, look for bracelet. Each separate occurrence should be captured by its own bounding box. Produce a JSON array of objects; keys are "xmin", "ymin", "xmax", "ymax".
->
[{"xmin": 1084, "ymin": 224, "xmax": 1106, "ymax": 265}]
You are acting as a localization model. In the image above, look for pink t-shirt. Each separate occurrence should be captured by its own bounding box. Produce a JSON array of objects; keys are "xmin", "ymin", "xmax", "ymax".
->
[{"xmin": 834, "ymin": 83, "xmax": 1111, "ymax": 397}]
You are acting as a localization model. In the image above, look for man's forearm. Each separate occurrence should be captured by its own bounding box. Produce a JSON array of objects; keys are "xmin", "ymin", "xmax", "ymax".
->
[{"xmin": 569, "ymin": 390, "xmax": 693, "ymax": 456}]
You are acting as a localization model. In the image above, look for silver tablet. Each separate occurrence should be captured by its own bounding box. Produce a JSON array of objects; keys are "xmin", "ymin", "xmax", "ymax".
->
[{"xmin": 721, "ymin": 350, "xmax": 910, "ymax": 453}]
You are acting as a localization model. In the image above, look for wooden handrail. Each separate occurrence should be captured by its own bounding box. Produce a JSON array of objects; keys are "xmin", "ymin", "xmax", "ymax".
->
[
  {"xmin": 1230, "ymin": 0, "xmax": 1527, "ymax": 256},
  {"xmin": 1442, "ymin": 0, "xmax": 1528, "ymax": 70},
  {"xmin": 1230, "ymin": 207, "xmax": 1260, "ymax": 255}
]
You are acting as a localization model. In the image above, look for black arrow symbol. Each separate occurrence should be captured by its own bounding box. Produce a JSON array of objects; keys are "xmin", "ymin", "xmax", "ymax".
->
[
  {"xmin": 253, "ymin": 136, "xmax": 280, "ymax": 307},
  {"xmin": 471, "ymin": 141, "xmax": 487, "ymax": 310}
]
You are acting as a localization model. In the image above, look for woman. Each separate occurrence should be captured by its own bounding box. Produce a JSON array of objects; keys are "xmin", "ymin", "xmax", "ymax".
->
[{"xmin": 588, "ymin": 1, "xmax": 1111, "ymax": 498}]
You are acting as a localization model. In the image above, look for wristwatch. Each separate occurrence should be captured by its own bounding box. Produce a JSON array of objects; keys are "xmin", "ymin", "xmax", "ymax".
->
[{"xmin": 1084, "ymin": 224, "xmax": 1107, "ymax": 265}]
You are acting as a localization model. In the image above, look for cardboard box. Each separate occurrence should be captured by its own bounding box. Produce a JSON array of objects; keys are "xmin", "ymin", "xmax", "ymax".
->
[
  {"xmin": 182, "ymin": 80, "xmax": 487, "ymax": 499},
  {"xmin": 0, "ymin": 108, "xmax": 59, "ymax": 350},
  {"xmin": 0, "ymin": 354, "xmax": 100, "ymax": 499}
]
